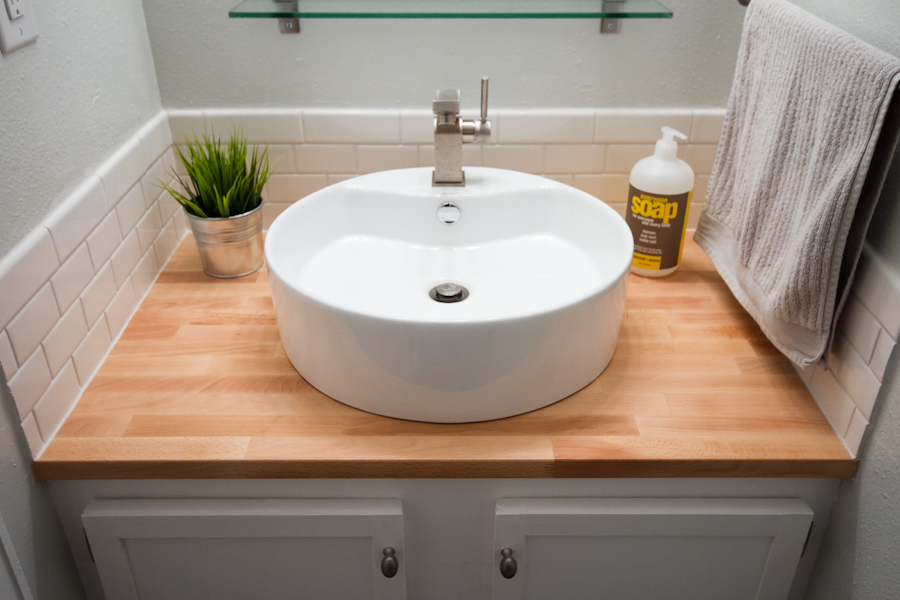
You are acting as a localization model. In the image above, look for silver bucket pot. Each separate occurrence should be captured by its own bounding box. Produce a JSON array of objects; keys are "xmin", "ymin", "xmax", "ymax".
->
[{"xmin": 185, "ymin": 201, "xmax": 264, "ymax": 278}]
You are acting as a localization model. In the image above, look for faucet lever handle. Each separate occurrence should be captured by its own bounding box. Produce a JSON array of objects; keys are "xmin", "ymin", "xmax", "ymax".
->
[
  {"xmin": 433, "ymin": 89, "xmax": 461, "ymax": 115},
  {"xmin": 480, "ymin": 77, "xmax": 489, "ymax": 123}
]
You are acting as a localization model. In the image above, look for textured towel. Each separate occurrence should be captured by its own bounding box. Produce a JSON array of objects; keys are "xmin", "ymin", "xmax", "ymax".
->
[{"xmin": 694, "ymin": 0, "xmax": 900, "ymax": 366}]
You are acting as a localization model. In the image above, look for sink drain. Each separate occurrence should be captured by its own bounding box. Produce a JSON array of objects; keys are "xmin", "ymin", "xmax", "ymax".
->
[{"xmin": 429, "ymin": 283, "xmax": 469, "ymax": 303}]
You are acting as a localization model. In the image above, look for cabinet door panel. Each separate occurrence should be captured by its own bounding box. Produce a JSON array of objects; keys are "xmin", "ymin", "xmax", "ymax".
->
[
  {"xmin": 82, "ymin": 499, "xmax": 405, "ymax": 600},
  {"xmin": 492, "ymin": 498, "xmax": 812, "ymax": 600}
]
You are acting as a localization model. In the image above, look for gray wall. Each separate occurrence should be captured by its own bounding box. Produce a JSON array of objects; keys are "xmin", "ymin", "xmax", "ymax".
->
[
  {"xmin": 794, "ymin": 1, "xmax": 900, "ymax": 599},
  {"xmin": 143, "ymin": 0, "xmax": 746, "ymax": 109},
  {"xmin": 0, "ymin": 1, "xmax": 162, "ymax": 599},
  {"xmin": 0, "ymin": 380, "xmax": 85, "ymax": 600},
  {"xmin": 0, "ymin": 0, "xmax": 162, "ymax": 258}
]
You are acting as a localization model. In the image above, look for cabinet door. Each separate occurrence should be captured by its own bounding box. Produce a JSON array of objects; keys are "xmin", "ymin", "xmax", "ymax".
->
[
  {"xmin": 492, "ymin": 498, "xmax": 812, "ymax": 600},
  {"xmin": 82, "ymin": 498, "xmax": 405, "ymax": 600}
]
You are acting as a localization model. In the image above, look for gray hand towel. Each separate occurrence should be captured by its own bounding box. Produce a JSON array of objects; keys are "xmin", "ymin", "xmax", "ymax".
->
[{"xmin": 694, "ymin": 0, "xmax": 900, "ymax": 366}]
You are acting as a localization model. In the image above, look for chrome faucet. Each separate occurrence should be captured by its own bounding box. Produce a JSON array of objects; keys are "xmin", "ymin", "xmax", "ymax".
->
[{"xmin": 432, "ymin": 77, "xmax": 491, "ymax": 187}]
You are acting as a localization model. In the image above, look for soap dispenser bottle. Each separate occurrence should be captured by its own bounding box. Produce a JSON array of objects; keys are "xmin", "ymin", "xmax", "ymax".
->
[{"xmin": 625, "ymin": 127, "xmax": 695, "ymax": 278}]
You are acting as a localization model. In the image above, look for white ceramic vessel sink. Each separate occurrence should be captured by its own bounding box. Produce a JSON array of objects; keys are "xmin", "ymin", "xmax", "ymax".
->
[{"xmin": 265, "ymin": 167, "xmax": 633, "ymax": 422}]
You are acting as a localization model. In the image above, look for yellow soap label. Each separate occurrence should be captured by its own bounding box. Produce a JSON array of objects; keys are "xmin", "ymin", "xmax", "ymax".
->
[
  {"xmin": 625, "ymin": 185, "xmax": 692, "ymax": 271},
  {"xmin": 632, "ymin": 252, "xmax": 662, "ymax": 270}
]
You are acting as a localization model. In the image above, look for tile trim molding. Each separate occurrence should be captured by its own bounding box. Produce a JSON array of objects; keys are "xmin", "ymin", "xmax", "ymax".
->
[{"xmin": 2, "ymin": 106, "xmax": 895, "ymax": 460}]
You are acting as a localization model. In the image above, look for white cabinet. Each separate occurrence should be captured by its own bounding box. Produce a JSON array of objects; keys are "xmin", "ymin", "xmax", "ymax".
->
[
  {"xmin": 491, "ymin": 498, "xmax": 813, "ymax": 600},
  {"xmin": 55, "ymin": 480, "xmax": 838, "ymax": 600},
  {"xmin": 81, "ymin": 498, "xmax": 406, "ymax": 600}
]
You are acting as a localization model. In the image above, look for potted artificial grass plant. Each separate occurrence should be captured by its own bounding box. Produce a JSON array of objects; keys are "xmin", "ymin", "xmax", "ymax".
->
[{"xmin": 161, "ymin": 130, "xmax": 270, "ymax": 278}]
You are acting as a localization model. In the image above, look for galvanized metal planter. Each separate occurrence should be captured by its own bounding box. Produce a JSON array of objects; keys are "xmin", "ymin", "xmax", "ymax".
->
[{"xmin": 185, "ymin": 201, "xmax": 264, "ymax": 278}]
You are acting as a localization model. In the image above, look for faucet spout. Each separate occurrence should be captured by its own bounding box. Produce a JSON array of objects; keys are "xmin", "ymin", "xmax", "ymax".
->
[{"xmin": 432, "ymin": 78, "xmax": 491, "ymax": 187}]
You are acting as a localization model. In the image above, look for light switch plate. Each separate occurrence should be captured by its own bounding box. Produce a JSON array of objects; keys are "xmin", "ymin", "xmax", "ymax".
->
[{"xmin": 0, "ymin": 0, "xmax": 38, "ymax": 54}]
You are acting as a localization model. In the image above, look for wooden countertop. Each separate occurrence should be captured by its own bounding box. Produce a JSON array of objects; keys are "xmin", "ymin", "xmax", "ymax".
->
[{"xmin": 33, "ymin": 234, "xmax": 857, "ymax": 480}]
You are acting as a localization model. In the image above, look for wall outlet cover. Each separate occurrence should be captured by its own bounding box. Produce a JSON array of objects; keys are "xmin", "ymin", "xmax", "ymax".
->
[{"xmin": 0, "ymin": 0, "xmax": 37, "ymax": 54}]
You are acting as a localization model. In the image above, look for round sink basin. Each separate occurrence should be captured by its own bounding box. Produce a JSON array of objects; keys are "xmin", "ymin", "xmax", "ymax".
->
[{"xmin": 265, "ymin": 167, "xmax": 633, "ymax": 423}]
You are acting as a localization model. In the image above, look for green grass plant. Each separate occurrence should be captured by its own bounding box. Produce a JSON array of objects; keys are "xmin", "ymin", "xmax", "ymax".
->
[{"xmin": 160, "ymin": 129, "xmax": 270, "ymax": 218}]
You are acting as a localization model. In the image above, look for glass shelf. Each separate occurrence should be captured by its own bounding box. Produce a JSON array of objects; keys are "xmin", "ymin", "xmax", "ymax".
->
[{"xmin": 229, "ymin": 0, "xmax": 673, "ymax": 20}]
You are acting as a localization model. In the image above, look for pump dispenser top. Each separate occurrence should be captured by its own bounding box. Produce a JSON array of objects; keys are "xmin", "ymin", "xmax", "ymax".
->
[{"xmin": 655, "ymin": 127, "xmax": 687, "ymax": 160}]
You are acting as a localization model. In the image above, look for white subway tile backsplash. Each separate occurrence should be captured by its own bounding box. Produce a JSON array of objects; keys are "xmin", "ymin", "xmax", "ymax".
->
[
  {"xmin": 0, "ymin": 330, "xmax": 16, "ymax": 381},
  {"xmin": 80, "ymin": 262, "xmax": 118, "ymax": 329},
  {"xmin": 417, "ymin": 145, "xmax": 482, "ymax": 168},
  {"xmin": 262, "ymin": 145, "xmax": 296, "ymax": 174},
  {"xmin": 205, "ymin": 109, "xmax": 304, "ymax": 144},
  {"xmin": 8, "ymin": 348, "xmax": 52, "ymax": 418},
  {"xmin": 7, "ymin": 283, "xmax": 60, "ymax": 366},
  {"xmin": 414, "ymin": 146, "xmax": 435, "ymax": 169},
  {"xmin": 137, "ymin": 202, "xmax": 164, "ymax": 253},
  {"xmin": 690, "ymin": 109, "xmax": 726, "ymax": 144},
  {"xmin": 105, "ymin": 278, "xmax": 138, "ymax": 339},
  {"xmin": 692, "ymin": 175, "xmax": 711, "ymax": 206},
  {"xmin": 853, "ymin": 246, "xmax": 900, "ymax": 339},
  {"xmin": 808, "ymin": 366, "xmax": 856, "ymax": 436},
  {"xmin": 678, "ymin": 145, "xmax": 719, "ymax": 175},
  {"xmin": 482, "ymin": 145, "xmax": 544, "ymax": 174},
  {"xmin": 572, "ymin": 175, "xmax": 631, "ymax": 203},
  {"xmin": 869, "ymin": 329, "xmax": 895, "ymax": 382},
  {"xmin": 303, "ymin": 110, "xmax": 400, "ymax": 144},
  {"xmin": 263, "ymin": 204, "xmax": 291, "ymax": 230},
  {"xmin": 462, "ymin": 145, "xmax": 483, "ymax": 166},
  {"xmin": 138, "ymin": 111, "xmax": 174, "ymax": 163},
  {"xmin": 500, "ymin": 110, "xmax": 595, "ymax": 144},
  {"xmin": 153, "ymin": 220, "xmax": 179, "ymax": 268},
  {"xmin": 169, "ymin": 146, "xmax": 188, "ymax": 176},
  {"xmin": 86, "ymin": 213, "xmax": 123, "ymax": 272},
  {"xmin": 168, "ymin": 110, "xmax": 206, "ymax": 141},
  {"xmin": 97, "ymin": 136, "xmax": 149, "ymax": 209},
  {"xmin": 542, "ymin": 175, "xmax": 574, "ymax": 185},
  {"xmin": 400, "ymin": 110, "xmax": 434, "ymax": 145},
  {"xmin": 687, "ymin": 204, "xmax": 705, "ymax": 229},
  {"xmin": 110, "ymin": 230, "xmax": 142, "ymax": 289},
  {"xmin": 266, "ymin": 175, "xmax": 329, "ymax": 203},
  {"xmin": 356, "ymin": 146, "xmax": 418, "ymax": 174},
  {"xmin": 595, "ymin": 109, "xmax": 693, "ymax": 144},
  {"xmin": 51, "ymin": 244, "xmax": 95, "ymax": 315},
  {"xmin": 140, "ymin": 157, "xmax": 167, "ymax": 208},
  {"xmin": 45, "ymin": 176, "xmax": 109, "ymax": 263},
  {"xmin": 158, "ymin": 187, "xmax": 182, "ymax": 223},
  {"xmin": 543, "ymin": 145, "xmax": 606, "ymax": 174},
  {"xmin": 835, "ymin": 342, "xmax": 881, "ymax": 419},
  {"xmin": 326, "ymin": 174, "xmax": 357, "ymax": 185},
  {"xmin": 295, "ymin": 145, "xmax": 358, "ymax": 174},
  {"xmin": 131, "ymin": 249, "xmax": 159, "ymax": 299},
  {"xmin": 33, "ymin": 360, "xmax": 81, "ymax": 440},
  {"xmin": 72, "ymin": 316, "xmax": 111, "ymax": 386},
  {"xmin": 844, "ymin": 408, "xmax": 868, "ymax": 457},
  {"xmin": 605, "ymin": 145, "xmax": 655, "ymax": 174},
  {"xmin": 41, "ymin": 301, "xmax": 88, "ymax": 378},
  {"xmin": 0, "ymin": 227, "xmax": 59, "ymax": 331},
  {"xmin": 839, "ymin": 295, "xmax": 882, "ymax": 362},
  {"xmin": 115, "ymin": 184, "xmax": 147, "ymax": 236},
  {"xmin": 21, "ymin": 413, "xmax": 43, "ymax": 458}
]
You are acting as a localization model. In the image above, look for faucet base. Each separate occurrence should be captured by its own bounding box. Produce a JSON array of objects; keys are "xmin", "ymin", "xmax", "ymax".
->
[{"xmin": 432, "ymin": 171, "xmax": 466, "ymax": 187}]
